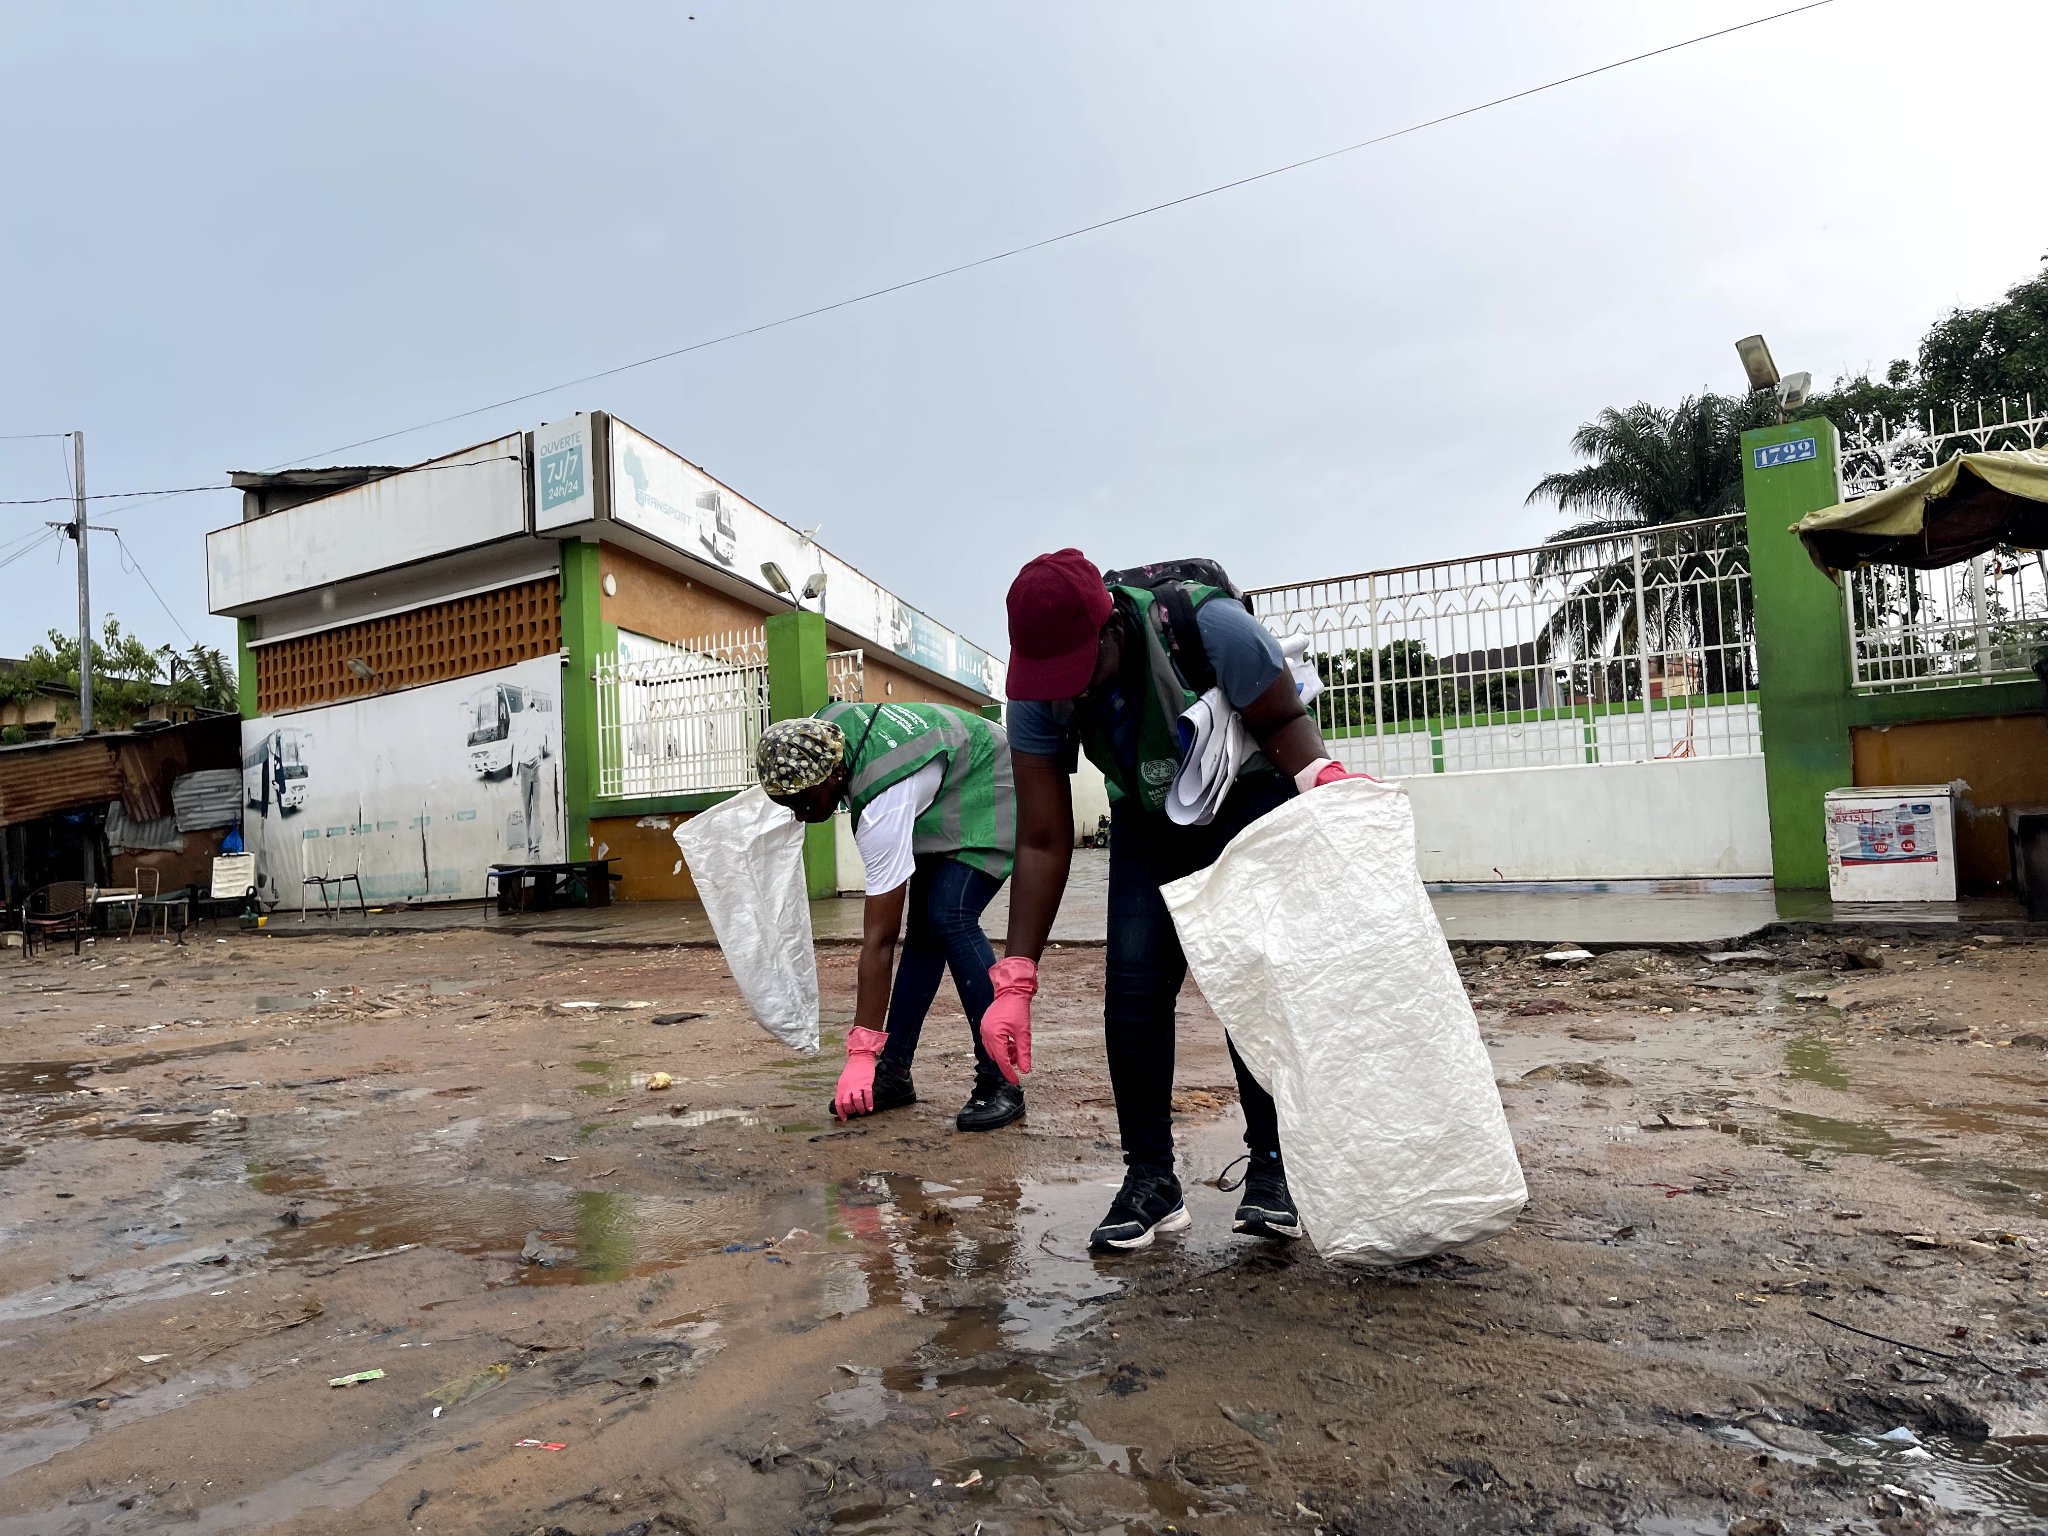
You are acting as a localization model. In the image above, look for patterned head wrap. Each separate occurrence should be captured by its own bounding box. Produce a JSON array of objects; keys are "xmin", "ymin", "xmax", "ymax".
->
[{"xmin": 756, "ymin": 717, "xmax": 847, "ymax": 796}]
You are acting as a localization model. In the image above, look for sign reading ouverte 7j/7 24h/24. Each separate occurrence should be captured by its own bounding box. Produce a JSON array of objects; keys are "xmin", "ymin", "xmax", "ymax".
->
[{"xmin": 1751, "ymin": 437, "xmax": 1818, "ymax": 470}]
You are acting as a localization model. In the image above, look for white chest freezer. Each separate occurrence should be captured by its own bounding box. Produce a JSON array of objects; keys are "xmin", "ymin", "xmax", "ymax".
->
[{"xmin": 1824, "ymin": 785, "xmax": 1957, "ymax": 902}]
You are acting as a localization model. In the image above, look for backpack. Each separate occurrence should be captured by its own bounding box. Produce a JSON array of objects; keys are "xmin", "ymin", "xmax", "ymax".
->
[{"xmin": 1100, "ymin": 558, "xmax": 1252, "ymax": 697}]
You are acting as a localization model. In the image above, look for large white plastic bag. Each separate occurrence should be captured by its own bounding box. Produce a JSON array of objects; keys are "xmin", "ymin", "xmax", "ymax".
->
[
  {"xmin": 674, "ymin": 787, "xmax": 820, "ymax": 1052},
  {"xmin": 1160, "ymin": 777, "xmax": 1525, "ymax": 1264}
]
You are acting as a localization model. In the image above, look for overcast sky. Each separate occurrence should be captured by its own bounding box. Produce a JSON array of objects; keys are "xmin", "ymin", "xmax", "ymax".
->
[{"xmin": 4, "ymin": 0, "xmax": 2045, "ymax": 663}]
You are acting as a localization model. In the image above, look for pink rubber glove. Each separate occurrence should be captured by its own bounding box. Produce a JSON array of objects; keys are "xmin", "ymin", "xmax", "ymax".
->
[
  {"xmin": 980, "ymin": 957, "xmax": 1038, "ymax": 1085},
  {"xmin": 1295, "ymin": 757, "xmax": 1376, "ymax": 792},
  {"xmin": 833, "ymin": 1026, "xmax": 889, "ymax": 1121}
]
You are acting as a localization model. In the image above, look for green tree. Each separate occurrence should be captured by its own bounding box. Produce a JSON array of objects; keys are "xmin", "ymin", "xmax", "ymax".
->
[
  {"xmin": 1814, "ymin": 257, "xmax": 2048, "ymax": 429},
  {"xmin": 1525, "ymin": 393, "xmax": 1773, "ymax": 696},
  {"xmin": 1310, "ymin": 639, "xmax": 1443, "ymax": 733},
  {"xmin": 0, "ymin": 617, "xmax": 236, "ymax": 731}
]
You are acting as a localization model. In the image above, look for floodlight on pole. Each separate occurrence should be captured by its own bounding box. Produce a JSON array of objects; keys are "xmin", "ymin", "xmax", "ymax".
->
[
  {"xmin": 761, "ymin": 561, "xmax": 793, "ymax": 598},
  {"xmin": 1734, "ymin": 334, "xmax": 1780, "ymax": 393},
  {"xmin": 800, "ymin": 571, "xmax": 828, "ymax": 602}
]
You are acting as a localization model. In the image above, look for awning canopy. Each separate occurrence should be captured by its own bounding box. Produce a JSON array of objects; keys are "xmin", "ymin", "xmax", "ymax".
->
[{"xmin": 1794, "ymin": 449, "xmax": 2048, "ymax": 572}]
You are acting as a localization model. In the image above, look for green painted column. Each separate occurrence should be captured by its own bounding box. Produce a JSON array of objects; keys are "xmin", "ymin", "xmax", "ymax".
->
[
  {"xmin": 1741, "ymin": 417, "xmax": 1852, "ymax": 889},
  {"xmin": 235, "ymin": 618, "xmax": 258, "ymax": 718},
  {"xmin": 766, "ymin": 608, "xmax": 835, "ymax": 897},
  {"xmin": 558, "ymin": 541, "xmax": 607, "ymax": 860}
]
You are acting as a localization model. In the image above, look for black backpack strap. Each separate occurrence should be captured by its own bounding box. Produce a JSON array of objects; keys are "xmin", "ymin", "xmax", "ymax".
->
[{"xmin": 1152, "ymin": 583, "xmax": 1217, "ymax": 697}]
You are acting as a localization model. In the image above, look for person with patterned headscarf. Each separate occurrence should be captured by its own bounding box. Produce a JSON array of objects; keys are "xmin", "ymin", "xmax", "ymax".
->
[{"xmin": 756, "ymin": 700, "xmax": 1022, "ymax": 1132}]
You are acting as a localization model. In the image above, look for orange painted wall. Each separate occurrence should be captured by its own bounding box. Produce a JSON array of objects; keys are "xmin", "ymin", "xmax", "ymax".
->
[
  {"xmin": 588, "ymin": 812, "xmax": 700, "ymax": 901},
  {"xmin": 1851, "ymin": 713, "xmax": 2048, "ymax": 893},
  {"xmin": 600, "ymin": 544, "xmax": 771, "ymax": 648},
  {"xmin": 597, "ymin": 540, "xmax": 992, "ymax": 712}
]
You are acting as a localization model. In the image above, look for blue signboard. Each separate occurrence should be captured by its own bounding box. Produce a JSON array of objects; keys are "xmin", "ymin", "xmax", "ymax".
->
[{"xmin": 1752, "ymin": 437, "xmax": 1817, "ymax": 470}]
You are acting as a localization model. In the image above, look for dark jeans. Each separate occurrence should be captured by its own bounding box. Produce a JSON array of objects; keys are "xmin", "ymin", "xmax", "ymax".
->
[
  {"xmin": 880, "ymin": 856, "xmax": 1004, "ymax": 1087},
  {"xmin": 1106, "ymin": 772, "xmax": 1293, "ymax": 1170}
]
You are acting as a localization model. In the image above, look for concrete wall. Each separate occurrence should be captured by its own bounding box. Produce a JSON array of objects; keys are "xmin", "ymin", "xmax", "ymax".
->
[
  {"xmin": 1398, "ymin": 756, "xmax": 1772, "ymax": 883},
  {"xmin": 1852, "ymin": 714, "xmax": 2048, "ymax": 893},
  {"xmin": 242, "ymin": 655, "xmax": 565, "ymax": 905},
  {"xmin": 209, "ymin": 435, "xmax": 527, "ymax": 614}
]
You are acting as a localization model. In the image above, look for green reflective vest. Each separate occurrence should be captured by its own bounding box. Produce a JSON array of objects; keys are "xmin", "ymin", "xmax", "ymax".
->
[
  {"xmin": 1077, "ymin": 582, "xmax": 1271, "ymax": 816},
  {"xmin": 816, "ymin": 701, "xmax": 1015, "ymax": 882}
]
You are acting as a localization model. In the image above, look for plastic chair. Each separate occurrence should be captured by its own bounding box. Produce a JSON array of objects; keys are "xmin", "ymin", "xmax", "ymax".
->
[{"xmin": 23, "ymin": 881, "xmax": 89, "ymax": 958}]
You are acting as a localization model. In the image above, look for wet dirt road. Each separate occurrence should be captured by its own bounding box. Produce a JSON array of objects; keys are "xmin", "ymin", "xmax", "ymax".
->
[{"xmin": 2, "ymin": 927, "xmax": 2045, "ymax": 1535}]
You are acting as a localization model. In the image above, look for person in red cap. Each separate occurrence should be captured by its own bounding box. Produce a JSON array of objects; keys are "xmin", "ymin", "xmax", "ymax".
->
[{"xmin": 980, "ymin": 550, "xmax": 1363, "ymax": 1252}]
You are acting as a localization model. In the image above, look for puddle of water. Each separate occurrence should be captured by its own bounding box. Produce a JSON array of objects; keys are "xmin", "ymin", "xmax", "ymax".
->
[
  {"xmin": 1786, "ymin": 1035, "xmax": 1850, "ymax": 1090},
  {"xmin": 635, "ymin": 1107, "xmax": 761, "ymax": 1130},
  {"xmin": 0, "ymin": 1366, "xmax": 253, "ymax": 1480},
  {"xmin": 1722, "ymin": 1424, "xmax": 2048, "ymax": 1521},
  {"xmin": 1745, "ymin": 1110, "xmax": 2048, "ymax": 1214},
  {"xmin": 259, "ymin": 1171, "xmax": 819, "ymax": 1287}
]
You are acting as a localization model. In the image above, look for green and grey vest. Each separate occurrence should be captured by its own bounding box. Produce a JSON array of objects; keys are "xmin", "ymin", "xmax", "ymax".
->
[
  {"xmin": 1077, "ymin": 582, "xmax": 1270, "ymax": 816},
  {"xmin": 817, "ymin": 702, "xmax": 1015, "ymax": 882}
]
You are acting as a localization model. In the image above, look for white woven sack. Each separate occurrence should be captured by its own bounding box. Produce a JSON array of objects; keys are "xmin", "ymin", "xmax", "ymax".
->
[
  {"xmin": 1161, "ymin": 777, "xmax": 1525, "ymax": 1264},
  {"xmin": 675, "ymin": 787, "xmax": 820, "ymax": 1052}
]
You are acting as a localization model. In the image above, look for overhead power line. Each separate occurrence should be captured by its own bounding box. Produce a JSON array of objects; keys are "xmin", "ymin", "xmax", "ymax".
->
[
  {"xmin": 0, "ymin": 452, "xmax": 524, "ymax": 509},
  {"xmin": 267, "ymin": 0, "xmax": 1836, "ymax": 468},
  {"xmin": 111, "ymin": 530, "xmax": 197, "ymax": 645}
]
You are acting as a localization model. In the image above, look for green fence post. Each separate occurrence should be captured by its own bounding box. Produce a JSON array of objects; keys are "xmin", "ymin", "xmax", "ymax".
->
[
  {"xmin": 1741, "ymin": 418, "xmax": 1852, "ymax": 890},
  {"xmin": 766, "ymin": 608, "xmax": 835, "ymax": 898},
  {"xmin": 559, "ymin": 542, "xmax": 606, "ymax": 861}
]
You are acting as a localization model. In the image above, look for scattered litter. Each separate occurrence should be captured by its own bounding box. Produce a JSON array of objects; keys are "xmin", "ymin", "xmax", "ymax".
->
[
  {"xmin": 1704, "ymin": 950, "xmax": 1771, "ymax": 965},
  {"xmin": 1541, "ymin": 948, "xmax": 1594, "ymax": 965},
  {"xmin": 136, "ymin": 1353, "xmax": 169, "ymax": 1363},
  {"xmin": 431, "ymin": 1406, "xmax": 442, "ymax": 1418},
  {"xmin": 427, "ymin": 1362, "xmax": 510, "ymax": 1409},
  {"xmin": 337, "ymin": 1243, "xmax": 419, "ymax": 1266},
  {"xmin": 513, "ymin": 1438, "xmax": 568, "ymax": 1451},
  {"xmin": 723, "ymin": 1240, "xmax": 771, "ymax": 1254},
  {"xmin": 954, "ymin": 1469, "xmax": 983, "ymax": 1489},
  {"xmin": 1641, "ymin": 1111, "xmax": 1709, "ymax": 1131},
  {"xmin": 329, "ymin": 1369, "xmax": 386, "ymax": 1387},
  {"xmin": 556, "ymin": 1000, "xmax": 651, "ymax": 1012},
  {"xmin": 652, "ymin": 1012, "xmax": 706, "ymax": 1026},
  {"xmin": 1791, "ymin": 990, "xmax": 1831, "ymax": 1003},
  {"xmin": 543, "ymin": 1154, "xmax": 571, "ymax": 1163},
  {"xmin": 646, "ymin": 1072, "xmax": 673, "ymax": 1091},
  {"xmin": 1877, "ymin": 1425, "xmax": 1920, "ymax": 1446},
  {"xmin": 521, "ymin": 1233, "xmax": 577, "ymax": 1268}
]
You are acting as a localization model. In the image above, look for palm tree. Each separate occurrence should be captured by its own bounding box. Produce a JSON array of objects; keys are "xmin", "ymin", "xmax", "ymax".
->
[{"xmin": 1525, "ymin": 394, "xmax": 1775, "ymax": 697}]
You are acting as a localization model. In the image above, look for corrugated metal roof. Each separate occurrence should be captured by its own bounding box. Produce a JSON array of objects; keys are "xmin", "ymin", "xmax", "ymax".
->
[
  {"xmin": 0, "ymin": 717, "xmax": 241, "ymax": 828},
  {"xmin": 0, "ymin": 736, "xmax": 121, "ymax": 824},
  {"xmin": 172, "ymin": 769, "xmax": 244, "ymax": 832}
]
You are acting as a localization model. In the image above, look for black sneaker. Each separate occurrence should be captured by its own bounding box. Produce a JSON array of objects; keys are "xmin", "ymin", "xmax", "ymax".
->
[
  {"xmin": 955, "ymin": 1079, "xmax": 1024, "ymax": 1133},
  {"xmin": 826, "ymin": 1055, "xmax": 917, "ymax": 1120},
  {"xmin": 1225, "ymin": 1153, "xmax": 1303, "ymax": 1240},
  {"xmin": 1088, "ymin": 1165, "xmax": 1190, "ymax": 1252}
]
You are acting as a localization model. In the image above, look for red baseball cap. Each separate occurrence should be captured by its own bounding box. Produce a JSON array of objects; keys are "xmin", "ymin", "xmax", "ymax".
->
[{"xmin": 1005, "ymin": 549, "xmax": 1113, "ymax": 700}]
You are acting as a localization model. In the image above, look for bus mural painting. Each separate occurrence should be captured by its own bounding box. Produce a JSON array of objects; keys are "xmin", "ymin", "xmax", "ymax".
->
[
  {"xmin": 243, "ymin": 727, "xmax": 312, "ymax": 816},
  {"xmin": 464, "ymin": 682, "xmax": 556, "ymax": 859}
]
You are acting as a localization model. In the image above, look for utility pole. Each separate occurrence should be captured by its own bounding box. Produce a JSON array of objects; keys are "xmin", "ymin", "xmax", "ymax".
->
[{"xmin": 71, "ymin": 430, "xmax": 92, "ymax": 734}]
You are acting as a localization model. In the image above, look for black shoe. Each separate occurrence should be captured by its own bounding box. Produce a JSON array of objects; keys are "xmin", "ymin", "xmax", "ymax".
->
[
  {"xmin": 955, "ymin": 1079, "xmax": 1024, "ymax": 1133},
  {"xmin": 1088, "ymin": 1165, "xmax": 1190, "ymax": 1252},
  {"xmin": 825, "ymin": 1055, "xmax": 918, "ymax": 1120},
  {"xmin": 1224, "ymin": 1153, "xmax": 1303, "ymax": 1240}
]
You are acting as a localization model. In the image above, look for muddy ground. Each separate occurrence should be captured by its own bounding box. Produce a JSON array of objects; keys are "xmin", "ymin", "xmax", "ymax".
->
[{"xmin": 2, "ymin": 921, "xmax": 2045, "ymax": 1536}]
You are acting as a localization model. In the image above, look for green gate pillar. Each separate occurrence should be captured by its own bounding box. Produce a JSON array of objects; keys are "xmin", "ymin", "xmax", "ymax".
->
[
  {"xmin": 1741, "ymin": 418, "xmax": 1852, "ymax": 890},
  {"xmin": 236, "ymin": 618, "xmax": 258, "ymax": 718},
  {"xmin": 558, "ymin": 541, "xmax": 611, "ymax": 861},
  {"xmin": 766, "ymin": 608, "xmax": 836, "ymax": 898}
]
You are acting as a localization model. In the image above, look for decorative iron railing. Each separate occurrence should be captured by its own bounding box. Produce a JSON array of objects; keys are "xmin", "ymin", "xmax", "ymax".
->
[
  {"xmin": 1250, "ymin": 515, "xmax": 1757, "ymax": 777},
  {"xmin": 1837, "ymin": 396, "xmax": 2048, "ymax": 692},
  {"xmin": 594, "ymin": 628, "xmax": 770, "ymax": 799}
]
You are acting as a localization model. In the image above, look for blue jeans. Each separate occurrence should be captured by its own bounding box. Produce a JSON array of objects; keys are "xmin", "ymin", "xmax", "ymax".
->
[
  {"xmin": 1106, "ymin": 772, "xmax": 1292, "ymax": 1169},
  {"xmin": 881, "ymin": 856, "xmax": 1004, "ymax": 1087}
]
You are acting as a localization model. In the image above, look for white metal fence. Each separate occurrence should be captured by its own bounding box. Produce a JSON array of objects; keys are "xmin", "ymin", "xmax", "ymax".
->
[
  {"xmin": 827, "ymin": 648, "xmax": 865, "ymax": 703},
  {"xmin": 1837, "ymin": 396, "xmax": 2048, "ymax": 693},
  {"xmin": 1250, "ymin": 514, "xmax": 1758, "ymax": 778},
  {"xmin": 594, "ymin": 628, "xmax": 769, "ymax": 799}
]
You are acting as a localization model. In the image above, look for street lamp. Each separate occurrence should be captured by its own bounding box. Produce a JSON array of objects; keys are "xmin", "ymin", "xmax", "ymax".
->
[{"xmin": 1734, "ymin": 334, "xmax": 1811, "ymax": 416}]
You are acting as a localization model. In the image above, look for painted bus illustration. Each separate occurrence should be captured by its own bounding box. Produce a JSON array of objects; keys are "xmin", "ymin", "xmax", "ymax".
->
[
  {"xmin": 695, "ymin": 489, "xmax": 737, "ymax": 566},
  {"xmin": 466, "ymin": 683, "xmax": 555, "ymax": 778},
  {"xmin": 243, "ymin": 727, "xmax": 312, "ymax": 815}
]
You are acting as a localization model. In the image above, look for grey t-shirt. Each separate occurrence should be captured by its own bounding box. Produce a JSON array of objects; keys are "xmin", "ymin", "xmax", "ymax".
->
[{"xmin": 1008, "ymin": 599, "xmax": 1285, "ymax": 769}]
